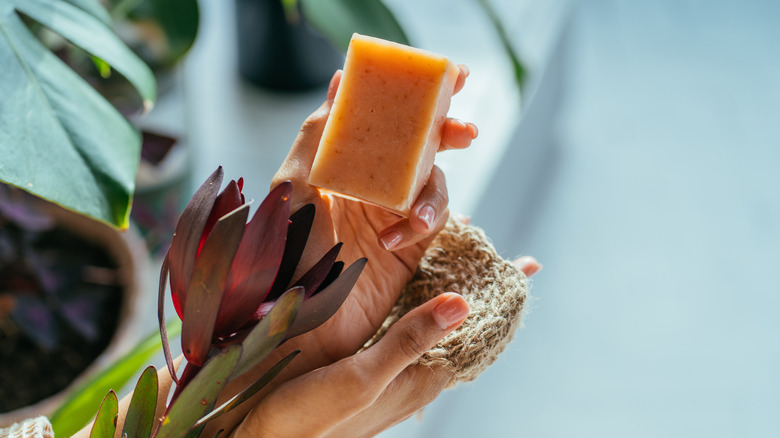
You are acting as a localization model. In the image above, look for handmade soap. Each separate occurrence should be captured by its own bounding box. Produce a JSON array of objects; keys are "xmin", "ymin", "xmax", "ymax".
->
[{"xmin": 308, "ymin": 33, "xmax": 460, "ymax": 216}]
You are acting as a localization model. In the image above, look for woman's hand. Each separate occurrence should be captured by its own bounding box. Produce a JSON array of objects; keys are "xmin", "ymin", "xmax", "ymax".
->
[
  {"xmin": 205, "ymin": 66, "xmax": 478, "ymax": 435},
  {"xmin": 233, "ymin": 258, "xmax": 541, "ymax": 438}
]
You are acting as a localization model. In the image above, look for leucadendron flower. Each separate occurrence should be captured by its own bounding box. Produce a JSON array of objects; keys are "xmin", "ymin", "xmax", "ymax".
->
[{"xmin": 161, "ymin": 167, "xmax": 366, "ymax": 369}]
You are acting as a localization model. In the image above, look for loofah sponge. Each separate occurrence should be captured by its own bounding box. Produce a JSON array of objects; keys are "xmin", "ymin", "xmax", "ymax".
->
[
  {"xmin": 0, "ymin": 417, "xmax": 53, "ymax": 438},
  {"xmin": 364, "ymin": 218, "xmax": 530, "ymax": 387}
]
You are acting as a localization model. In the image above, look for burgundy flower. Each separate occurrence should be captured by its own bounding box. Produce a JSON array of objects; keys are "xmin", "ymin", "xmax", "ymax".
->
[{"xmin": 162, "ymin": 167, "xmax": 365, "ymax": 367}]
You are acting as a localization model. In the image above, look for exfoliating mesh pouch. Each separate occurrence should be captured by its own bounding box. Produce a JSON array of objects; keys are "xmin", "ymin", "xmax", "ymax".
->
[{"xmin": 363, "ymin": 218, "xmax": 530, "ymax": 387}]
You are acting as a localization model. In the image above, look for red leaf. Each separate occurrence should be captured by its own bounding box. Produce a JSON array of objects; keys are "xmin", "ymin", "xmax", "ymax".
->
[
  {"xmin": 169, "ymin": 167, "xmax": 224, "ymax": 318},
  {"xmin": 198, "ymin": 179, "xmax": 245, "ymax": 256},
  {"xmin": 284, "ymin": 258, "xmax": 366, "ymax": 341},
  {"xmin": 158, "ymin": 253, "xmax": 178, "ymax": 384},
  {"xmin": 266, "ymin": 203, "xmax": 316, "ymax": 301},
  {"xmin": 294, "ymin": 243, "xmax": 342, "ymax": 299},
  {"xmin": 182, "ymin": 204, "xmax": 249, "ymax": 366},
  {"xmin": 215, "ymin": 182, "xmax": 292, "ymax": 335}
]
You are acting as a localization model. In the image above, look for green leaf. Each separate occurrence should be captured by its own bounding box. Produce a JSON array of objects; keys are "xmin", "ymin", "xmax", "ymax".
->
[
  {"xmin": 121, "ymin": 0, "xmax": 200, "ymax": 68},
  {"xmin": 63, "ymin": 0, "xmax": 113, "ymax": 26},
  {"xmin": 14, "ymin": 0, "xmax": 156, "ymax": 109},
  {"xmin": 232, "ymin": 287, "xmax": 304, "ymax": 378},
  {"xmin": 50, "ymin": 321, "xmax": 182, "ymax": 438},
  {"xmin": 157, "ymin": 345, "xmax": 242, "ymax": 438},
  {"xmin": 182, "ymin": 203, "xmax": 249, "ymax": 366},
  {"xmin": 90, "ymin": 391, "xmax": 118, "ymax": 438},
  {"xmin": 0, "ymin": 0, "xmax": 156, "ymax": 228},
  {"xmin": 477, "ymin": 0, "xmax": 526, "ymax": 89},
  {"xmin": 122, "ymin": 366, "xmax": 158, "ymax": 438},
  {"xmin": 299, "ymin": 0, "xmax": 409, "ymax": 52},
  {"xmin": 194, "ymin": 350, "xmax": 300, "ymax": 428}
]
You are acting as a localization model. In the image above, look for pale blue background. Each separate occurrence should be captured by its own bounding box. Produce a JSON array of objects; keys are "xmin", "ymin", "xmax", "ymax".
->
[{"xmin": 163, "ymin": 0, "xmax": 780, "ymax": 436}]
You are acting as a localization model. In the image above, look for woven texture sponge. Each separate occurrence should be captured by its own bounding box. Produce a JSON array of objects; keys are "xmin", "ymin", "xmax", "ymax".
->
[{"xmin": 364, "ymin": 218, "xmax": 529, "ymax": 386}]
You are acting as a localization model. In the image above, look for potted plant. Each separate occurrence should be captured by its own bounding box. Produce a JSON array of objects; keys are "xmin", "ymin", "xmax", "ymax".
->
[
  {"xmin": 0, "ymin": 0, "xmax": 159, "ymax": 424},
  {"xmin": 34, "ymin": 0, "xmax": 201, "ymax": 254},
  {"xmin": 234, "ymin": 0, "xmax": 525, "ymax": 91},
  {"xmin": 0, "ymin": 185, "xmax": 150, "ymax": 425}
]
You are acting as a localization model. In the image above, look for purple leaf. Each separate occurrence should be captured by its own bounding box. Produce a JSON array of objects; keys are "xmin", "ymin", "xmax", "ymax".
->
[
  {"xmin": 284, "ymin": 258, "xmax": 367, "ymax": 341},
  {"xmin": 169, "ymin": 167, "xmax": 224, "ymax": 320},
  {"xmin": 294, "ymin": 243, "xmax": 342, "ymax": 299},
  {"xmin": 182, "ymin": 204, "xmax": 249, "ymax": 366},
  {"xmin": 232, "ymin": 286, "xmax": 304, "ymax": 379},
  {"xmin": 314, "ymin": 261, "xmax": 344, "ymax": 296},
  {"xmin": 59, "ymin": 296, "xmax": 101, "ymax": 341},
  {"xmin": 11, "ymin": 295, "xmax": 59, "ymax": 350},
  {"xmin": 216, "ymin": 182, "xmax": 292, "ymax": 335},
  {"xmin": 266, "ymin": 203, "xmax": 316, "ymax": 301},
  {"xmin": 122, "ymin": 366, "xmax": 158, "ymax": 438}
]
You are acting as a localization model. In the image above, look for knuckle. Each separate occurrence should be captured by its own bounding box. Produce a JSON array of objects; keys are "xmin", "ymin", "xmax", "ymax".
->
[{"xmin": 397, "ymin": 324, "xmax": 429, "ymax": 361}]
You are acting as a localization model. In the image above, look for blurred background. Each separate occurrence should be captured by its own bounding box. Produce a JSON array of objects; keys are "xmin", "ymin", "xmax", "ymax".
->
[
  {"xmin": 184, "ymin": 0, "xmax": 780, "ymax": 436},
  {"xmin": 2, "ymin": 0, "xmax": 779, "ymax": 436}
]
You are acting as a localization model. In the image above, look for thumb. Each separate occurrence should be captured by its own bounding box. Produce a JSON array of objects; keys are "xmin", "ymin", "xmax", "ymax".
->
[
  {"xmin": 272, "ymin": 70, "xmax": 343, "ymax": 189},
  {"xmin": 358, "ymin": 292, "xmax": 470, "ymax": 384},
  {"xmin": 235, "ymin": 293, "xmax": 469, "ymax": 437}
]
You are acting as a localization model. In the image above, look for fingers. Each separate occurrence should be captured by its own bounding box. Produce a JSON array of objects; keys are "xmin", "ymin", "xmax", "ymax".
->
[
  {"xmin": 235, "ymin": 294, "xmax": 469, "ymax": 437},
  {"xmin": 378, "ymin": 166, "xmax": 449, "ymax": 251},
  {"xmin": 453, "ymin": 64, "xmax": 469, "ymax": 95},
  {"xmin": 358, "ymin": 293, "xmax": 468, "ymax": 381},
  {"xmin": 440, "ymin": 118, "xmax": 478, "ymax": 151},
  {"xmin": 513, "ymin": 255, "xmax": 542, "ymax": 277}
]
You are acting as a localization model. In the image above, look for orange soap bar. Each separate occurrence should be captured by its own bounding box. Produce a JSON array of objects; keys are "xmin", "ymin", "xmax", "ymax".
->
[{"xmin": 309, "ymin": 33, "xmax": 460, "ymax": 216}]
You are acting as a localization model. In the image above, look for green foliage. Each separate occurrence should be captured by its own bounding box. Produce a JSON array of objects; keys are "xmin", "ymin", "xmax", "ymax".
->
[
  {"xmin": 194, "ymin": 350, "xmax": 300, "ymax": 428},
  {"xmin": 50, "ymin": 321, "xmax": 182, "ymax": 438},
  {"xmin": 156, "ymin": 345, "xmax": 242, "ymax": 438},
  {"xmin": 476, "ymin": 0, "xmax": 526, "ymax": 88},
  {"xmin": 231, "ymin": 287, "xmax": 304, "ymax": 378},
  {"xmin": 122, "ymin": 366, "xmax": 159, "ymax": 438},
  {"xmin": 90, "ymin": 390, "xmax": 119, "ymax": 438},
  {"xmin": 300, "ymin": 0, "xmax": 526, "ymax": 91},
  {"xmin": 109, "ymin": 0, "xmax": 200, "ymax": 69},
  {"xmin": 0, "ymin": 0, "xmax": 156, "ymax": 228},
  {"xmin": 299, "ymin": 0, "xmax": 409, "ymax": 51}
]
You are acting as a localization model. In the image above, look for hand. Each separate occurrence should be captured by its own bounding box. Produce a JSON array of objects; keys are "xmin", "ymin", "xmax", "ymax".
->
[
  {"xmin": 204, "ymin": 66, "xmax": 478, "ymax": 435},
  {"xmin": 233, "ymin": 258, "xmax": 541, "ymax": 438}
]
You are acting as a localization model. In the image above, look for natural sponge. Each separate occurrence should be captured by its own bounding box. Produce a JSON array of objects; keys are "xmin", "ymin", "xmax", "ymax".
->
[{"xmin": 364, "ymin": 218, "xmax": 529, "ymax": 386}]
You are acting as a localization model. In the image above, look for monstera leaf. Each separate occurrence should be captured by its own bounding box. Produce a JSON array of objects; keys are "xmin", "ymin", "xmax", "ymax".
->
[
  {"xmin": 299, "ymin": 0, "xmax": 409, "ymax": 51},
  {"xmin": 0, "ymin": 0, "xmax": 156, "ymax": 228}
]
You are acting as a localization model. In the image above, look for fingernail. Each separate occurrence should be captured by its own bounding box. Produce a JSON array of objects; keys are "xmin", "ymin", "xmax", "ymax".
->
[
  {"xmin": 433, "ymin": 293, "xmax": 470, "ymax": 329},
  {"xmin": 418, "ymin": 205, "xmax": 436, "ymax": 230},
  {"xmin": 459, "ymin": 64, "xmax": 470, "ymax": 77},
  {"xmin": 380, "ymin": 230, "xmax": 402, "ymax": 250},
  {"xmin": 513, "ymin": 256, "xmax": 542, "ymax": 277},
  {"xmin": 467, "ymin": 123, "xmax": 478, "ymax": 139}
]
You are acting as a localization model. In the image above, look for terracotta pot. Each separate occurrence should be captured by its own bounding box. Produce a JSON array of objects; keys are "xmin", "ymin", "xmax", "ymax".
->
[{"xmin": 0, "ymin": 203, "xmax": 151, "ymax": 427}]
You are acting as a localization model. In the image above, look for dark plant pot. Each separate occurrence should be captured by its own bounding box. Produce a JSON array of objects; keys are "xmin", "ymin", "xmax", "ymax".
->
[
  {"xmin": 0, "ymin": 202, "xmax": 150, "ymax": 426},
  {"xmin": 235, "ymin": 0, "xmax": 344, "ymax": 91}
]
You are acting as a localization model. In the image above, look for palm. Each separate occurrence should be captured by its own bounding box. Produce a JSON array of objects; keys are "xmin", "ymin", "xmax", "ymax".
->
[{"xmin": 204, "ymin": 67, "xmax": 472, "ymax": 435}]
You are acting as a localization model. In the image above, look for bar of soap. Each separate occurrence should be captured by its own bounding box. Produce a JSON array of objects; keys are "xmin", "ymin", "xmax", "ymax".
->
[{"xmin": 309, "ymin": 33, "xmax": 460, "ymax": 216}]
